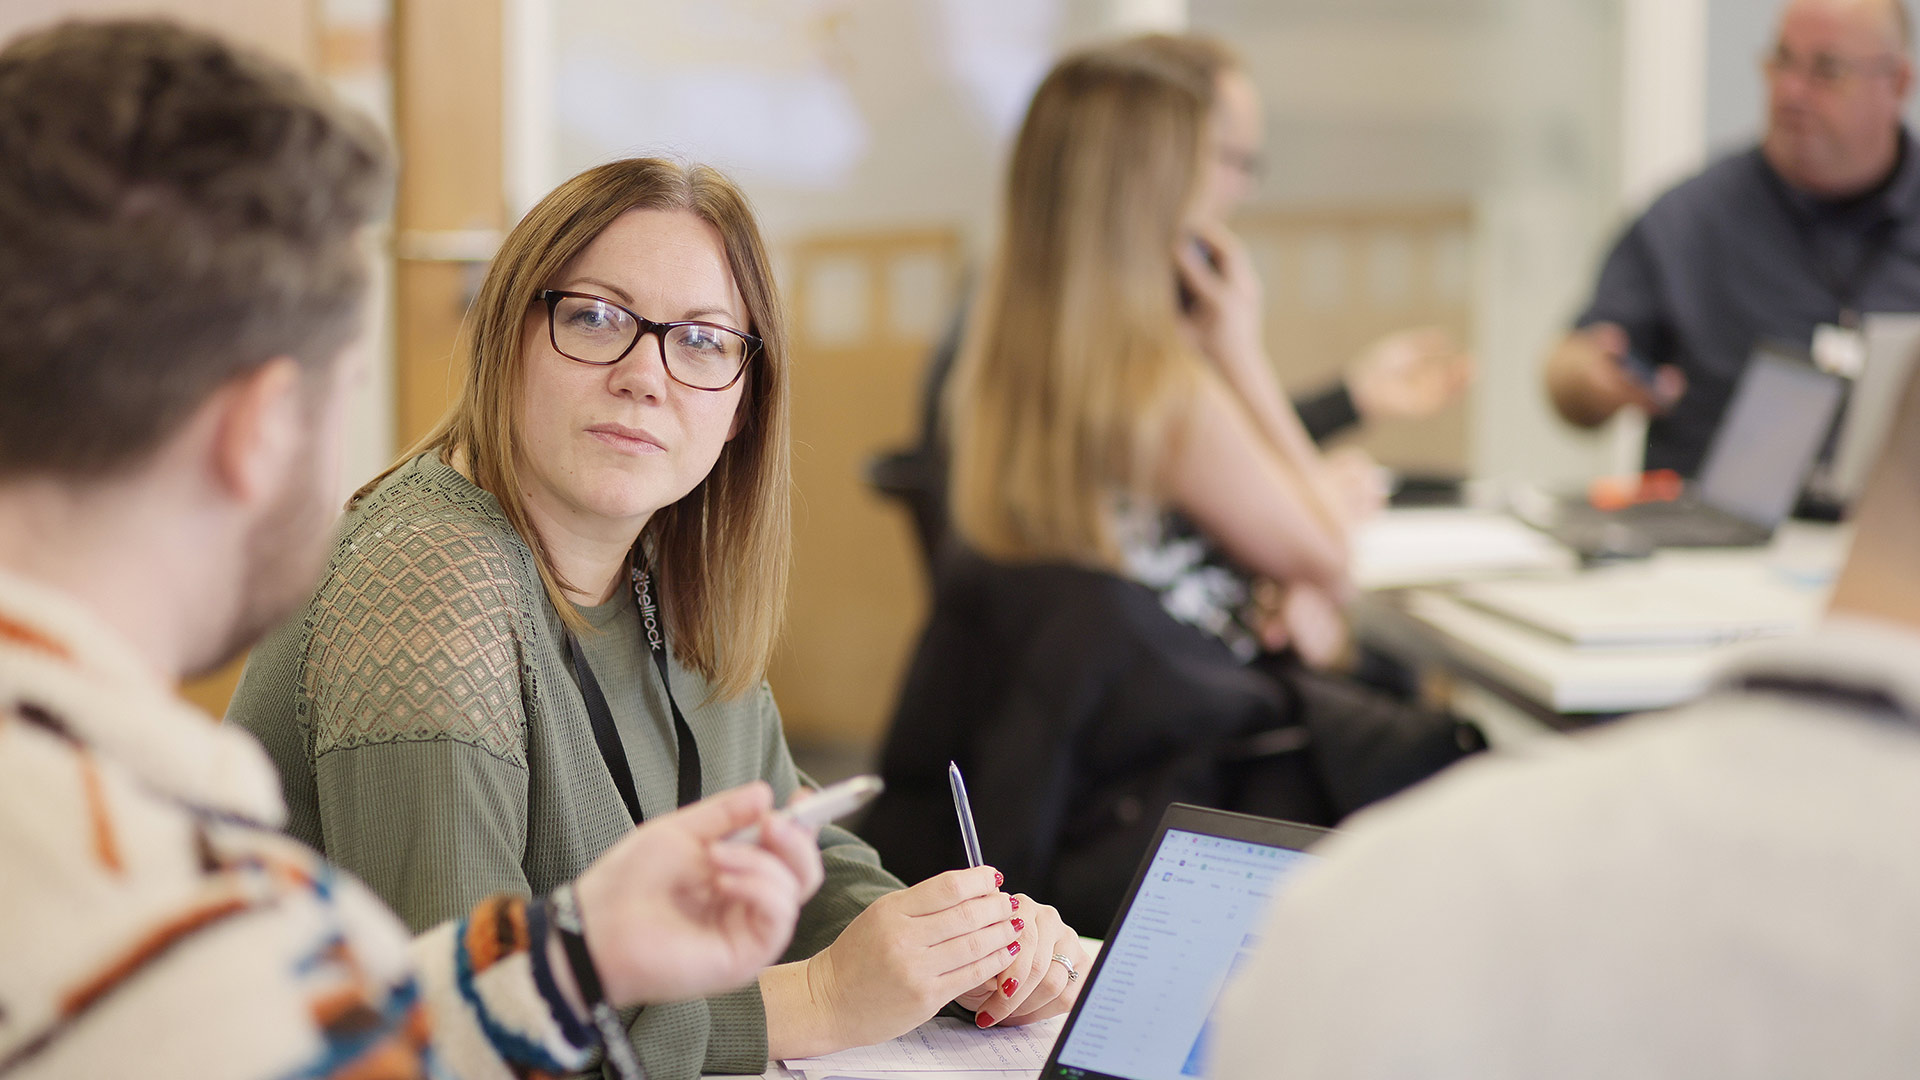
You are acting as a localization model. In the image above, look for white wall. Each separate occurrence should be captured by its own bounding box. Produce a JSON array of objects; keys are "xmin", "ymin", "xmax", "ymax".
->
[
  {"xmin": 536, "ymin": 0, "xmax": 1069, "ymax": 249},
  {"xmin": 1707, "ymin": 0, "xmax": 1784, "ymax": 154}
]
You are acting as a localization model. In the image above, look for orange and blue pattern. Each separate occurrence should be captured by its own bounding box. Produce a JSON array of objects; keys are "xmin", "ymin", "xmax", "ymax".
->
[{"xmin": 0, "ymin": 571, "xmax": 594, "ymax": 1080}]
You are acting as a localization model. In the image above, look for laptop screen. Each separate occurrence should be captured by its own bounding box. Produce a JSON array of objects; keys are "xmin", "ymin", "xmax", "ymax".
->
[
  {"xmin": 1051, "ymin": 828, "xmax": 1317, "ymax": 1080},
  {"xmin": 1696, "ymin": 349, "xmax": 1846, "ymax": 525},
  {"xmin": 1829, "ymin": 314, "xmax": 1920, "ymax": 501}
]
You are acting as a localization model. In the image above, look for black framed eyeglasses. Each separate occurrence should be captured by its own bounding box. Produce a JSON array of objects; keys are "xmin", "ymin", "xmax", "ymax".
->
[
  {"xmin": 1761, "ymin": 44, "xmax": 1901, "ymax": 88},
  {"xmin": 536, "ymin": 289, "xmax": 760, "ymax": 391}
]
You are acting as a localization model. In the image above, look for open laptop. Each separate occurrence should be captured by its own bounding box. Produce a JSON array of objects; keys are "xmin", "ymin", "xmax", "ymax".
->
[
  {"xmin": 1038, "ymin": 804, "xmax": 1328, "ymax": 1080},
  {"xmin": 1823, "ymin": 313, "xmax": 1920, "ymax": 503},
  {"xmin": 1529, "ymin": 345, "xmax": 1845, "ymax": 557}
]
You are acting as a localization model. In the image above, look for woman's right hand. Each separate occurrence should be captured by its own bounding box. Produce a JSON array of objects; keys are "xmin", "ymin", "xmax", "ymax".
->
[
  {"xmin": 1176, "ymin": 220, "xmax": 1268, "ymax": 382},
  {"xmin": 805, "ymin": 866, "xmax": 1020, "ymax": 1050}
]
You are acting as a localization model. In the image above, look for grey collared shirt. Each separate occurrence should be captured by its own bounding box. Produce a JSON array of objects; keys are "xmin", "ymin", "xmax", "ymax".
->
[{"xmin": 1577, "ymin": 130, "xmax": 1920, "ymax": 475}]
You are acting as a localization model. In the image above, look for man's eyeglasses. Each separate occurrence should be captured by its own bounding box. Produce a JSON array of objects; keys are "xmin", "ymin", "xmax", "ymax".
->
[
  {"xmin": 1762, "ymin": 44, "xmax": 1902, "ymax": 89},
  {"xmin": 536, "ymin": 289, "xmax": 760, "ymax": 391}
]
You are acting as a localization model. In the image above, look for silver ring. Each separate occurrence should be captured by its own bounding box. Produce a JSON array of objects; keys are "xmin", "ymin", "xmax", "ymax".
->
[{"xmin": 1051, "ymin": 952, "xmax": 1078, "ymax": 983}]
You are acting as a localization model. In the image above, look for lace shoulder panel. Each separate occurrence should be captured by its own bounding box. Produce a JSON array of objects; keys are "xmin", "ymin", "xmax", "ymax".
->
[{"xmin": 302, "ymin": 486, "xmax": 534, "ymax": 768}]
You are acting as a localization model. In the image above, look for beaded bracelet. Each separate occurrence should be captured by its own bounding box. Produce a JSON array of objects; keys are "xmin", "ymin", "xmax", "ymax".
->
[{"xmin": 549, "ymin": 882, "xmax": 646, "ymax": 1080}]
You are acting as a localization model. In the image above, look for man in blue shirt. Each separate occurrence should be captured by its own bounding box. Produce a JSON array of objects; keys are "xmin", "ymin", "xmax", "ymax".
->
[{"xmin": 1546, "ymin": 0, "xmax": 1920, "ymax": 476}]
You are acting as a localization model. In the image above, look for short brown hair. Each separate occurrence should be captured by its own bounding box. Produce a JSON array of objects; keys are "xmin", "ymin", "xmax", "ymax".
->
[
  {"xmin": 0, "ymin": 19, "xmax": 392, "ymax": 479},
  {"xmin": 368, "ymin": 159, "xmax": 791, "ymax": 700}
]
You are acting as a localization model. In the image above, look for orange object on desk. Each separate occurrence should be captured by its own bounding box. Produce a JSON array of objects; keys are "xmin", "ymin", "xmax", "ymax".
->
[{"xmin": 1587, "ymin": 469, "xmax": 1684, "ymax": 511}]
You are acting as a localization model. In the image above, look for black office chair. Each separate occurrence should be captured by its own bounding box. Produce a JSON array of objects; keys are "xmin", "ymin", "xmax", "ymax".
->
[
  {"xmin": 859, "ymin": 546, "xmax": 1324, "ymax": 932},
  {"xmin": 864, "ymin": 445, "xmax": 946, "ymax": 575}
]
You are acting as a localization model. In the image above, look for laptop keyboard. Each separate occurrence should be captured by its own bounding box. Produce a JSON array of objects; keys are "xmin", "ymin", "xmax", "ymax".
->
[{"xmin": 1610, "ymin": 501, "xmax": 1771, "ymax": 547}]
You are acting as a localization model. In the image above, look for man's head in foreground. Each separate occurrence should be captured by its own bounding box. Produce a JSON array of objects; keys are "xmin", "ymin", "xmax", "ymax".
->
[{"xmin": 0, "ymin": 19, "xmax": 390, "ymax": 680}]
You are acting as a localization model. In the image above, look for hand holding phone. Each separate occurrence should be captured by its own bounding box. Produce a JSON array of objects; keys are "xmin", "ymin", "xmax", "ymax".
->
[
  {"xmin": 1176, "ymin": 234, "xmax": 1222, "ymax": 314},
  {"xmin": 1616, "ymin": 348, "xmax": 1658, "ymax": 389},
  {"xmin": 724, "ymin": 774, "xmax": 885, "ymax": 845},
  {"xmin": 1581, "ymin": 323, "xmax": 1684, "ymax": 413},
  {"xmin": 1174, "ymin": 223, "xmax": 1267, "ymax": 379},
  {"xmin": 1614, "ymin": 349, "xmax": 1686, "ymax": 410}
]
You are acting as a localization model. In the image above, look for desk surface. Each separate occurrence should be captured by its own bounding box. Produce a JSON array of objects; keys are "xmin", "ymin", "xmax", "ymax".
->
[
  {"xmin": 1353, "ymin": 519, "xmax": 1849, "ymax": 721},
  {"xmin": 727, "ymin": 1010, "xmax": 1063, "ymax": 1080},
  {"xmin": 722, "ymin": 941, "xmax": 1102, "ymax": 1080}
]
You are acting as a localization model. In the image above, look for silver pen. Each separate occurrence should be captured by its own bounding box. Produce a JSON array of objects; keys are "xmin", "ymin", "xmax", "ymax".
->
[{"xmin": 948, "ymin": 760, "xmax": 985, "ymax": 868}]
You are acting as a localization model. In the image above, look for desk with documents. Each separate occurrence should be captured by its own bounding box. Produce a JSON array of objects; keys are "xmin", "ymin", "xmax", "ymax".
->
[
  {"xmin": 710, "ymin": 517, "xmax": 1845, "ymax": 1080},
  {"xmin": 764, "ymin": 1014, "xmax": 1065, "ymax": 1080},
  {"xmin": 1349, "ymin": 511, "xmax": 1850, "ymax": 726},
  {"xmin": 715, "ymin": 940, "xmax": 1104, "ymax": 1080}
]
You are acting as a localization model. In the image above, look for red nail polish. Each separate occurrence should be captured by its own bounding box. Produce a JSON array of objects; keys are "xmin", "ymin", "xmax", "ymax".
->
[
  {"xmin": 994, "ymin": 871, "xmax": 1004, "ymax": 888},
  {"xmin": 1008, "ymin": 940, "xmax": 1021, "ymax": 956},
  {"xmin": 977, "ymin": 1010, "xmax": 993, "ymax": 1028},
  {"xmin": 1002, "ymin": 978, "xmax": 1018, "ymax": 997},
  {"xmin": 1010, "ymin": 897, "xmax": 1020, "ymax": 911},
  {"xmin": 1011, "ymin": 918, "xmax": 1025, "ymax": 932}
]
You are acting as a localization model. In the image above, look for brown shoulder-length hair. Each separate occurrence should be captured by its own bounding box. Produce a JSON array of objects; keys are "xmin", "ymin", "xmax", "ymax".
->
[
  {"xmin": 947, "ymin": 43, "xmax": 1212, "ymax": 567},
  {"xmin": 363, "ymin": 158, "xmax": 790, "ymax": 700}
]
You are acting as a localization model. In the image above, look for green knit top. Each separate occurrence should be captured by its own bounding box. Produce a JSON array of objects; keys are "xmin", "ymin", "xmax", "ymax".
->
[{"xmin": 229, "ymin": 453, "xmax": 903, "ymax": 1079}]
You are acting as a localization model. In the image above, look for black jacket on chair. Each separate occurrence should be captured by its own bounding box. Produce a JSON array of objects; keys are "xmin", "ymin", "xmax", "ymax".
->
[{"xmin": 860, "ymin": 547, "xmax": 1329, "ymax": 933}]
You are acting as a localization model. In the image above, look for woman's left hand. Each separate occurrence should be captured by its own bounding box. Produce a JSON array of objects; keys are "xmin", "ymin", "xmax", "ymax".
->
[
  {"xmin": 1254, "ymin": 580, "xmax": 1350, "ymax": 668},
  {"xmin": 1320, "ymin": 445, "xmax": 1390, "ymax": 524},
  {"xmin": 1346, "ymin": 326, "xmax": 1474, "ymax": 422},
  {"xmin": 955, "ymin": 895, "xmax": 1089, "ymax": 1028}
]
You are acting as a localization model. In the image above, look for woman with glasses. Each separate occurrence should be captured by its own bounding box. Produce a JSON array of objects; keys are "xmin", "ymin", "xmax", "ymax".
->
[{"xmin": 229, "ymin": 158, "xmax": 1088, "ymax": 1079}]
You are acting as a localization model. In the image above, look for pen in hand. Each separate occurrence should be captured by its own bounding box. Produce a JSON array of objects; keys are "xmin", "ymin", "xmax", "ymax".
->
[{"xmin": 949, "ymin": 760, "xmax": 985, "ymax": 869}]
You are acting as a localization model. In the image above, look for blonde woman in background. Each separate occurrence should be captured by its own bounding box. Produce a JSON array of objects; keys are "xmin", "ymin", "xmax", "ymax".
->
[
  {"xmin": 867, "ymin": 41, "xmax": 1479, "ymax": 930},
  {"xmin": 893, "ymin": 34, "xmax": 1472, "ymax": 640},
  {"xmin": 230, "ymin": 158, "xmax": 1088, "ymax": 1080},
  {"xmin": 1157, "ymin": 33, "xmax": 1474, "ymax": 446},
  {"xmin": 948, "ymin": 44, "xmax": 1367, "ymax": 662}
]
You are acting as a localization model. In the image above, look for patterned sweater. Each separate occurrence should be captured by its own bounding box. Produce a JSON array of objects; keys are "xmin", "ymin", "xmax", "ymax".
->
[
  {"xmin": 0, "ymin": 569, "xmax": 594, "ymax": 1079},
  {"xmin": 229, "ymin": 453, "xmax": 904, "ymax": 1080}
]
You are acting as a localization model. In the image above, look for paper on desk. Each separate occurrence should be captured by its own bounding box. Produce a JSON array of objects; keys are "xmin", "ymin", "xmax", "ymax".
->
[
  {"xmin": 782, "ymin": 1015, "xmax": 1064, "ymax": 1074},
  {"xmin": 798, "ymin": 1060, "xmax": 1036, "ymax": 1068},
  {"xmin": 1453, "ymin": 552, "xmax": 1829, "ymax": 648},
  {"xmin": 800, "ymin": 1071, "xmax": 1038, "ymax": 1080},
  {"xmin": 1351, "ymin": 509, "xmax": 1576, "ymax": 591}
]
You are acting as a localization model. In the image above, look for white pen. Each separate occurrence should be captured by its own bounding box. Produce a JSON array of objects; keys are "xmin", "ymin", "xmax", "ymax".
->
[
  {"xmin": 949, "ymin": 760, "xmax": 985, "ymax": 868},
  {"xmin": 725, "ymin": 774, "xmax": 884, "ymax": 845}
]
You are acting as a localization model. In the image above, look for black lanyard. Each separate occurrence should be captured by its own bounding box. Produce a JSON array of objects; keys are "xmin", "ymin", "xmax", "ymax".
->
[
  {"xmin": 565, "ymin": 559, "xmax": 702, "ymax": 823},
  {"xmin": 1762, "ymin": 162, "xmax": 1905, "ymax": 327}
]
